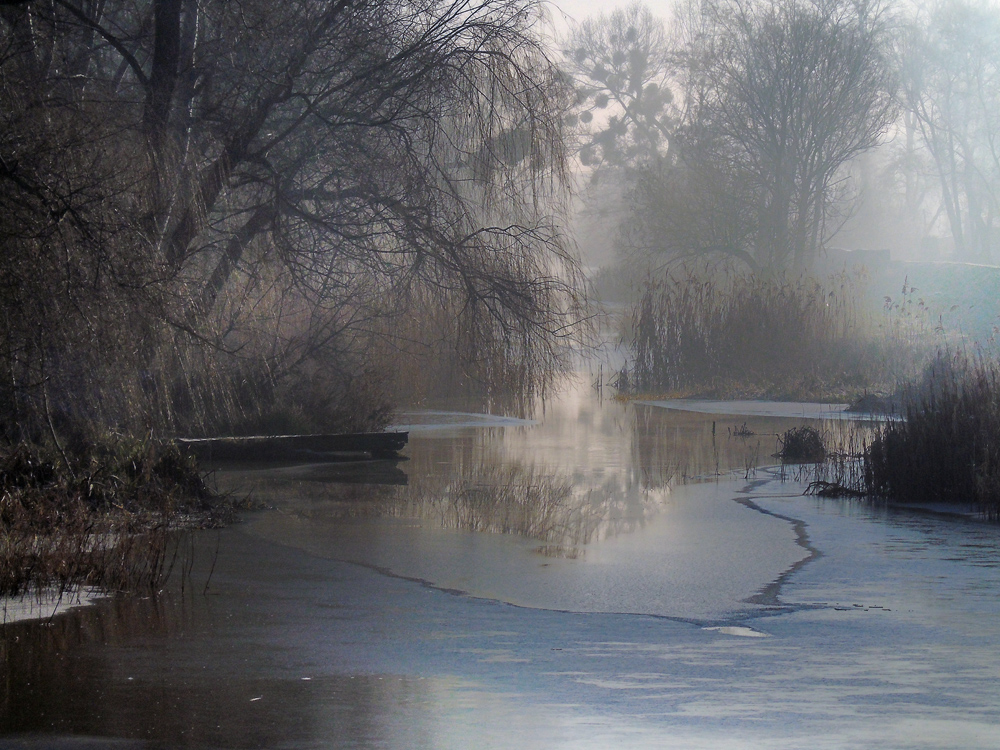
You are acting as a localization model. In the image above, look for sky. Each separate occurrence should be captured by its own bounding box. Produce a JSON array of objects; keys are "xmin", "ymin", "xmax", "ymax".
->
[{"xmin": 546, "ymin": 0, "xmax": 633, "ymax": 36}]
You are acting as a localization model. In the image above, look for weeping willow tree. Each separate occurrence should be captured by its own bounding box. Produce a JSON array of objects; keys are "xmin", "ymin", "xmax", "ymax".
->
[{"xmin": 0, "ymin": 0, "xmax": 583, "ymax": 441}]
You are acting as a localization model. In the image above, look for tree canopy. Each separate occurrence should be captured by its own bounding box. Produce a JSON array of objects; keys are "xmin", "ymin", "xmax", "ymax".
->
[
  {"xmin": 565, "ymin": 0, "xmax": 898, "ymax": 273},
  {"xmin": 0, "ymin": 0, "xmax": 581, "ymax": 438}
]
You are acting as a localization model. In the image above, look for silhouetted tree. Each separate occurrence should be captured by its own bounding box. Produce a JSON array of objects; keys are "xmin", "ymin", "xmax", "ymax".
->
[
  {"xmin": 562, "ymin": 3, "xmax": 678, "ymax": 168},
  {"xmin": 566, "ymin": 0, "xmax": 897, "ymax": 273}
]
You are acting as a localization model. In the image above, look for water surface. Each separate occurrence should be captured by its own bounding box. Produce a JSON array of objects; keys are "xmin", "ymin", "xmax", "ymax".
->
[{"xmin": 3, "ymin": 374, "xmax": 1000, "ymax": 749}]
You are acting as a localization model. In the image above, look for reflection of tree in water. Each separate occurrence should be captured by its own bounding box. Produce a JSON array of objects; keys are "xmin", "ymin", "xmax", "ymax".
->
[
  {"xmin": 632, "ymin": 406, "xmax": 783, "ymax": 481},
  {"xmin": 630, "ymin": 406, "xmax": 885, "ymax": 488},
  {"xmin": 226, "ymin": 453, "xmax": 666, "ymax": 554},
  {"xmin": 224, "ymin": 404, "xmax": 859, "ymax": 557},
  {"xmin": 396, "ymin": 462, "xmax": 665, "ymax": 552},
  {"xmin": 407, "ymin": 464, "xmax": 582, "ymax": 540}
]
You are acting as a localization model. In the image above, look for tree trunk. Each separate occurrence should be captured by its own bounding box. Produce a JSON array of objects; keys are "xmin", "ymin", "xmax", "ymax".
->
[{"xmin": 143, "ymin": 0, "xmax": 183, "ymax": 149}]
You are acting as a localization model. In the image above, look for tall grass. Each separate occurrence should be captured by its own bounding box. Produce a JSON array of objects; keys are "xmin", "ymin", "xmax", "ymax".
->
[
  {"xmin": 622, "ymin": 263, "xmax": 931, "ymax": 400},
  {"xmin": 863, "ymin": 352, "xmax": 1000, "ymax": 518}
]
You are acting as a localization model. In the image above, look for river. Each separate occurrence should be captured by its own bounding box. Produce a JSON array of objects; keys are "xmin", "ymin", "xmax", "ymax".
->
[{"xmin": 3, "ymin": 373, "xmax": 1000, "ymax": 749}]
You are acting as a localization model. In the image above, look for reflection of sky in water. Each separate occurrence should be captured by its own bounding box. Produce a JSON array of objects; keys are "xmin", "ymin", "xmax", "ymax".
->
[
  {"xmin": 391, "ymin": 411, "xmax": 538, "ymax": 431},
  {"xmin": 637, "ymin": 398, "xmax": 878, "ymax": 421},
  {"xmin": 236, "ymin": 374, "xmax": 822, "ymax": 620}
]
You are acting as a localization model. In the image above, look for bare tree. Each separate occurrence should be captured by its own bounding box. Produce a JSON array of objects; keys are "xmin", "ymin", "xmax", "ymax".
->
[
  {"xmin": 0, "ymin": 0, "xmax": 582, "ymax": 437},
  {"xmin": 687, "ymin": 0, "xmax": 899, "ymax": 270},
  {"xmin": 901, "ymin": 0, "xmax": 1000, "ymax": 263},
  {"xmin": 561, "ymin": 3, "xmax": 758, "ymax": 269},
  {"xmin": 567, "ymin": 0, "xmax": 897, "ymax": 273}
]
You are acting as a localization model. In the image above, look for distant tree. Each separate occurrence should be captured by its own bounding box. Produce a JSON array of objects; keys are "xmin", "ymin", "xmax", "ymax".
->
[
  {"xmin": 561, "ymin": 3, "xmax": 679, "ymax": 169},
  {"xmin": 900, "ymin": 0, "xmax": 1000, "ymax": 263},
  {"xmin": 567, "ymin": 0, "xmax": 898, "ymax": 273},
  {"xmin": 688, "ymin": 0, "xmax": 899, "ymax": 270}
]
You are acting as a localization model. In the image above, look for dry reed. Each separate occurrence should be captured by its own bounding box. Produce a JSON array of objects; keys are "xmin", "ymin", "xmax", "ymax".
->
[
  {"xmin": 0, "ymin": 437, "xmax": 216, "ymax": 597},
  {"xmin": 778, "ymin": 426, "xmax": 826, "ymax": 462},
  {"xmin": 863, "ymin": 351, "xmax": 1000, "ymax": 518},
  {"xmin": 803, "ymin": 351, "xmax": 1000, "ymax": 519},
  {"xmin": 622, "ymin": 264, "xmax": 931, "ymax": 400}
]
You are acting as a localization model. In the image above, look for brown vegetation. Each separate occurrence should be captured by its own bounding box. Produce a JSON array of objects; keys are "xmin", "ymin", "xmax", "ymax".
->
[
  {"xmin": 803, "ymin": 351, "xmax": 1000, "ymax": 519},
  {"xmin": 863, "ymin": 352, "xmax": 1000, "ymax": 518},
  {"xmin": 778, "ymin": 426, "xmax": 826, "ymax": 462},
  {"xmin": 0, "ymin": 436, "xmax": 217, "ymax": 598},
  {"xmin": 620, "ymin": 264, "xmax": 934, "ymax": 401}
]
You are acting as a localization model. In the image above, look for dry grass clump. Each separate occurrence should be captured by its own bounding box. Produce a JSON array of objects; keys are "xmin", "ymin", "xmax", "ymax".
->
[
  {"xmin": 621, "ymin": 264, "xmax": 928, "ymax": 400},
  {"xmin": 863, "ymin": 352, "xmax": 1000, "ymax": 518},
  {"xmin": 778, "ymin": 426, "xmax": 826, "ymax": 463},
  {"xmin": 0, "ymin": 437, "xmax": 215, "ymax": 597}
]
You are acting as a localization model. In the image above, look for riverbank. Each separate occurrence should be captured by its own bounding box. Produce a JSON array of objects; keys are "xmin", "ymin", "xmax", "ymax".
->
[{"xmin": 0, "ymin": 437, "xmax": 223, "ymax": 600}]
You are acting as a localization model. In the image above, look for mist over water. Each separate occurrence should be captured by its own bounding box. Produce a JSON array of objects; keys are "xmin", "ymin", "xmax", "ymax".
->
[{"xmin": 8, "ymin": 0, "xmax": 1000, "ymax": 745}]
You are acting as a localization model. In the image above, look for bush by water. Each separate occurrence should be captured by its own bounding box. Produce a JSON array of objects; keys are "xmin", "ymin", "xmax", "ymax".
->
[{"xmin": 0, "ymin": 436, "xmax": 217, "ymax": 597}]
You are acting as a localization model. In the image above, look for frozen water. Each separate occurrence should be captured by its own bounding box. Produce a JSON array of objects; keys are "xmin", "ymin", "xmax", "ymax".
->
[
  {"xmin": 4, "ymin": 374, "xmax": 1000, "ymax": 748},
  {"xmin": 1, "ymin": 588, "xmax": 103, "ymax": 625},
  {"xmin": 638, "ymin": 398, "xmax": 876, "ymax": 421},
  {"xmin": 246, "ymin": 476, "xmax": 805, "ymax": 620}
]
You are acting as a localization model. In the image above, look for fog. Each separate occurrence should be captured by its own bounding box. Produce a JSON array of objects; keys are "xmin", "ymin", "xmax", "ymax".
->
[
  {"xmin": 5, "ymin": 1, "xmax": 1000, "ymax": 747},
  {"xmin": 566, "ymin": 0, "xmax": 1000, "ymax": 281},
  {"xmin": 4, "ymin": 0, "xmax": 1000, "ymax": 434}
]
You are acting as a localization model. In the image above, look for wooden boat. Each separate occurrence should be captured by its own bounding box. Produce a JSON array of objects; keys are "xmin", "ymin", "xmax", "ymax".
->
[{"xmin": 176, "ymin": 431, "xmax": 408, "ymax": 462}]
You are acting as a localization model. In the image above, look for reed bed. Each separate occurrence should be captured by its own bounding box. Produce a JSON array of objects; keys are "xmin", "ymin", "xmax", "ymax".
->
[
  {"xmin": 802, "ymin": 351, "xmax": 1000, "ymax": 519},
  {"xmin": 805, "ymin": 424, "xmax": 872, "ymax": 497},
  {"xmin": 778, "ymin": 427, "xmax": 826, "ymax": 462},
  {"xmin": 0, "ymin": 437, "xmax": 216, "ymax": 597},
  {"xmin": 862, "ymin": 352, "xmax": 1000, "ymax": 518},
  {"xmin": 622, "ymin": 264, "xmax": 930, "ymax": 400}
]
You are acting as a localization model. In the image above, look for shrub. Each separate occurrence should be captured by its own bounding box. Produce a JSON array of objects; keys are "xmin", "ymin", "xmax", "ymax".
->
[
  {"xmin": 0, "ymin": 436, "xmax": 216, "ymax": 597},
  {"xmin": 779, "ymin": 426, "xmax": 826, "ymax": 462}
]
